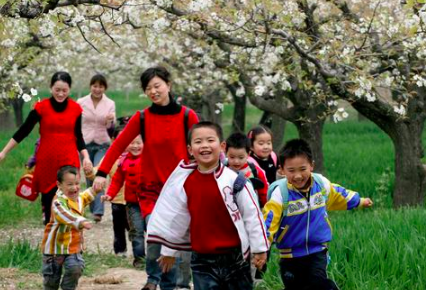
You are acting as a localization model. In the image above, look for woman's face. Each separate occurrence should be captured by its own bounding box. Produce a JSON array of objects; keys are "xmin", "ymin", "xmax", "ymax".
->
[
  {"xmin": 51, "ymin": 80, "xmax": 70, "ymax": 103},
  {"xmin": 144, "ymin": 76, "xmax": 171, "ymax": 106},
  {"xmin": 90, "ymin": 82, "xmax": 106, "ymax": 99}
]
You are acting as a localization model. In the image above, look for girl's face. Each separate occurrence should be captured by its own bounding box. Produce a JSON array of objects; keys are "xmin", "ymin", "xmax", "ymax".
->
[
  {"xmin": 252, "ymin": 132, "xmax": 273, "ymax": 159},
  {"xmin": 127, "ymin": 136, "xmax": 143, "ymax": 156},
  {"xmin": 51, "ymin": 80, "xmax": 70, "ymax": 103},
  {"xmin": 90, "ymin": 82, "xmax": 106, "ymax": 99},
  {"xmin": 144, "ymin": 76, "xmax": 171, "ymax": 107}
]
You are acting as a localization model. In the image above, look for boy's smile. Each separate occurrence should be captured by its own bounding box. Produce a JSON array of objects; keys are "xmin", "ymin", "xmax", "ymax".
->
[
  {"xmin": 282, "ymin": 155, "xmax": 314, "ymax": 191},
  {"xmin": 227, "ymin": 147, "xmax": 249, "ymax": 171},
  {"xmin": 57, "ymin": 172, "xmax": 81, "ymax": 201}
]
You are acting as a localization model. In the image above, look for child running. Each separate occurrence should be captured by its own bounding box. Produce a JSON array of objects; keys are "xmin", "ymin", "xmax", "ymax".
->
[
  {"xmin": 41, "ymin": 165, "xmax": 102, "ymax": 290},
  {"xmin": 101, "ymin": 135, "xmax": 144, "ymax": 267},
  {"xmin": 225, "ymin": 132, "xmax": 269, "ymax": 208},
  {"xmin": 247, "ymin": 125, "xmax": 278, "ymax": 184},
  {"xmin": 147, "ymin": 121, "xmax": 269, "ymax": 290},
  {"xmin": 263, "ymin": 139, "xmax": 373, "ymax": 290}
]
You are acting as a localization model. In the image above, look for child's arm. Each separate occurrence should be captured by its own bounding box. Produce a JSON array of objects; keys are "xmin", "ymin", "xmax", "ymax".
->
[
  {"xmin": 102, "ymin": 164, "xmax": 125, "ymax": 202},
  {"xmin": 52, "ymin": 198, "xmax": 91, "ymax": 230},
  {"xmin": 256, "ymin": 166, "xmax": 269, "ymax": 208},
  {"xmin": 325, "ymin": 180, "xmax": 373, "ymax": 210},
  {"xmin": 262, "ymin": 185, "xmax": 285, "ymax": 244},
  {"xmin": 237, "ymin": 182, "xmax": 269, "ymax": 253}
]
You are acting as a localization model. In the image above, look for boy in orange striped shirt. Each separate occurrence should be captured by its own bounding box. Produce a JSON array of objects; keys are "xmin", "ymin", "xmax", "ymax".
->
[{"xmin": 41, "ymin": 165, "xmax": 102, "ymax": 290}]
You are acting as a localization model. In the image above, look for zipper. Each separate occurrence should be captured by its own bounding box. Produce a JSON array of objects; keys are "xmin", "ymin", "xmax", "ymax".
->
[{"xmin": 305, "ymin": 190, "xmax": 311, "ymax": 255}]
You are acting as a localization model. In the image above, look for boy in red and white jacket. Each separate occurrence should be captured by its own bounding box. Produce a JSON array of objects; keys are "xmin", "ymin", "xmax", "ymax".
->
[
  {"xmin": 147, "ymin": 122, "xmax": 269, "ymax": 290},
  {"xmin": 102, "ymin": 135, "xmax": 144, "ymax": 267}
]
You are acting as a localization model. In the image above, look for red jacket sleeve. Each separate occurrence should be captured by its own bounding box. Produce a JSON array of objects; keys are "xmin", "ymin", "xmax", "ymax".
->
[
  {"xmin": 106, "ymin": 164, "xmax": 125, "ymax": 200},
  {"xmin": 97, "ymin": 111, "xmax": 141, "ymax": 176},
  {"xmin": 256, "ymin": 165, "xmax": 269, "ymax": 208},
  {"xmin": 187, "ymin": 109, "xmax": 199, "ymax": 129}
]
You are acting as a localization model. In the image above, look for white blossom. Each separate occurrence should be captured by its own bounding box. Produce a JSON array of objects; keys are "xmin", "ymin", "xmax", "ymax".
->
[
  {"xmin": 333, "ymin": 107, "xmax": 349, "ymax": 123},
  {"xmin": 254, "ymin": 85, "xmax": 266, "ymax": 96},
  {"xmin": 393, "ymin": 104, "xmax": 406, "ymax": 116},
  {"xmin": 236, "ymin": 86, "xmax": 245, "ymax": 97},
  {"xmin": 22, "ymin": 93, "xmax": 32, "ymax": 102},
  {"xmin": 30, "ymin": 88, "xmax": 38, "ymax": 96}
]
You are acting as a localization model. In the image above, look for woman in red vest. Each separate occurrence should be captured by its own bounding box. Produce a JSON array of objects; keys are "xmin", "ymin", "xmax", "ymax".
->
[
  {"xmin": 93, "ymin": 66, "xmax": 198, "ymax": 290},
  {"xmin": 0, "ymin": 71, "xmax": 93, "ymax": 224}
]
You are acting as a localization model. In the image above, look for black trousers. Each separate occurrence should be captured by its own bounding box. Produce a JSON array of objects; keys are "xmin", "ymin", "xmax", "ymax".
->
[
  {"xmin": 111, "ymin": 203, "xmax": 129, "ymax": 254},
  {"xmin": 279, "ymin": 250, "xmax": 339, "ymax": 290},
  {"xmin": 41, "ymin": 187, "xmax": 57, "ymax": 225}
]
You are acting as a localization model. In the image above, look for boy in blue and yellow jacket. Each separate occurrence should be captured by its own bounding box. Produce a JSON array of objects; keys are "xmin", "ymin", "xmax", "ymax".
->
[{"xmin": 263, "ymin": 139, "xmax": 373, "ymax": 290}]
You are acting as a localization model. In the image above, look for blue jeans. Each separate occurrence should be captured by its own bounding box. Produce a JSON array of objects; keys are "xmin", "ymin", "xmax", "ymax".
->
[
  {"xmin": 85, "ymin": 142, "xmax": 109, "ymax": 216},
  {"xmin": 191, "ymin": 249, "xmax": 253, "ymax": 290},
  {"xmin": 145, "ymin": 215, "xmax": 177, "ymax": 289},
  {"xmin": 126, "ymin": 202, "xmax": 145, "ymax": 260},
  {"xmin": 177, "ymin": 251, "xmax": 192, "ymax": 288},
  {"xmin": 42, "ymin": 253, "xmax": 85, "ymax": 290}
]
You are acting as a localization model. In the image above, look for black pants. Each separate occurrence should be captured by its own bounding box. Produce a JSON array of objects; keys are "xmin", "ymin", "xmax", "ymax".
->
[
  {"xmin": 111, "ymin": 203, "xmax": 129, "ymax": 254},
  {"xmin": 41, "ymin": 187, "xmax": 57, "ymax": 225},
  {"xmin": 279, "ymin": 250, "xmax": 339, "ymax": 290}
]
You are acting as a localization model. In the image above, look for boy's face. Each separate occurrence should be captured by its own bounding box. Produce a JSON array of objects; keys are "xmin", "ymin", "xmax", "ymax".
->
[
  {"xmin": 281, "ymin": 155, "xmax": 313, "ymax": 190},
  {"xmin": 57, "ymin": 172, "xmax": 80, "ymax": 201},
  {"xmin": 127, "ymin": 135, "xmax": 143, "ymax": 156},
  {"xmin": 226, "ymin": 147, "xmax": 249, "ymax": 172},
  {"xmin": 188, "ymin": 127, "xmax": 225, "ymax": 171}
]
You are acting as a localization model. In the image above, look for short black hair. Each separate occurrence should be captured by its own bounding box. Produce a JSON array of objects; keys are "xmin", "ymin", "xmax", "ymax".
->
[
  {"xmin": 247, "ymin": 125, "xmax": 273, "ymax": 147},
  {"xmin": 140, "ymin": 66, "xmax": 171, "ymax": 92},
  {"xmin": 57, "ymin": 165, "xmax": 78, "ymax": 183},
  {"xmin": 188, "ymin": 121, "xmax": 223, "ymax": 143},
  {"xmin": 279, "ymin": 139, "xmax": 313, "ymax": 166},
  {"xmin": 51, "ymin": 71, "xmax": 72, "ymax": 88},
  {"xmin": 226, "ymin": 132, "xmax": 250, "ymax": 153},
  {"xmin": 90, "ymin": 74, "xmax": 108, "ymax": 89}
]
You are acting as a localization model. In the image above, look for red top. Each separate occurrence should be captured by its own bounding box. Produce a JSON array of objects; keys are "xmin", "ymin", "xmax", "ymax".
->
[
  {"xmin": 239, "ymin": 162, "xmax": 269, "ymax": 207},
  {"xmin": 184, "ymin": 170, "xmax": 241, "ymax": 254},
  {"xmin": 33, "ymin": 99, "xmax": 82, "ymax": 193},
  {"xmin": 106, "ymin": 152, "xmax": 142, "ymax": 204},
  {"xmin": 98, "ymin": 106, "xmax": 198, "ymax": 217}
]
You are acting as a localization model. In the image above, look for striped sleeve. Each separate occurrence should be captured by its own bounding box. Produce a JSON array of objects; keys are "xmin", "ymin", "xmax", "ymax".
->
[
  {"xmin": 263, "ymin": 186, "xmax": 284, "ymax": 244},
  {"xmin": 52, "ymin": 199, "xmax": 86, "ymax": 229},
  {"xmin": 326, "ymin": 183, "xmax": 361, "ymax": 211}
]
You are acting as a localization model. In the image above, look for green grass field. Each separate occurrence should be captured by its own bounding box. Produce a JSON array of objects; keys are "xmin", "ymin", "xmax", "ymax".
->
[{"xmin": 0, "ymin": 92, "xmax": 425, "ymax": 289}]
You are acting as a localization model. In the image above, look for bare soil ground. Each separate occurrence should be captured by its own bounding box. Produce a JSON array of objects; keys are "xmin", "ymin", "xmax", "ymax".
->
[{"xmin": 0, "ymin": 205, "xmax": 148, "ymax": 290}]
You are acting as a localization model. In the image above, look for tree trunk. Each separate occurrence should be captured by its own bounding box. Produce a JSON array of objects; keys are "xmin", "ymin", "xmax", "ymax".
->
[
  {"xmin": 0, "ymin": 109, "xmax": 15, "ymax": 130},
  {"xmin": 231, "ymin": 94, "xmax": 246, "ymax": 133},
  {"xmin": 11, "ymin": 98, "xmax": 24, "ymax": 127},
  {"xmin": 390, "ymin": 122, "xmax": 425, "ymax": 206},
  {"xmin": 271, "ymin": 114, "xmax": 286, "ymax": 151},
  {"xmin": 259, "ymin": 111, "xmax": 272, "ymax": 127},
  {"xmin": 351, "ymin": 98, "xmax": 426, "ymax": 207},
  {"xmin": 294, "ymin": 120, "xmax": 325, "ymax": 174}
]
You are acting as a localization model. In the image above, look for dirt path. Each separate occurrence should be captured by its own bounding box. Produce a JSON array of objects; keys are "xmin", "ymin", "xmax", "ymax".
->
[{"xmin": 0, "ymin": 205, "xmax": 149, "ymax": 290}]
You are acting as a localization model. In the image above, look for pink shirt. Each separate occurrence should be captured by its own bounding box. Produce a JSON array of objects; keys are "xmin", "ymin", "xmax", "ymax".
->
[{"xmin": 77, "ymin": 94, "xmax": 116, "ymax": 145}]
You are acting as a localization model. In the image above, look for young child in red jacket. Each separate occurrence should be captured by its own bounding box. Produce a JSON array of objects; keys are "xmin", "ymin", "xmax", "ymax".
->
[
  {"xmin": 225, "ymin": 132, "xmax": 269, "ymax": 208},
  {"xmin": 101, "ymin": 135, "xmax": 144, "ymax": 267}
]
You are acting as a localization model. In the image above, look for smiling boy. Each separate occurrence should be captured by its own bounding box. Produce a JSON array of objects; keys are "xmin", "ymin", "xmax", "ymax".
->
[
  {"xmin": 41, "ymin": 165, "xmax": 101, "ymax": 290},
  {"xmin": 147, "ymin": 121, "xmax": 269, "ymax": 290},
  {"xmin": 263, "ymin": 139, "xmax": 373, "ymax": 290}
]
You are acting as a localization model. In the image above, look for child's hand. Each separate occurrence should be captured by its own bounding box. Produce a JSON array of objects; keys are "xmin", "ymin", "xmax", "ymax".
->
[
  {"xmin": 252, "ymin": 252, "xmax": 267, "ymax": 270},
  {"xmin": 362, "ymin": 198, "xmax": 373, "ymax": 208},
  {"xmin": 101, "ymin": 195, "xmax": 112, "ymax": 202},
  {"xmin": 80, "ymin": 221, "xmax": 92, "ymax": 230},
  {"xmin": 93, "ymin": 176, "xmax": 107, "ymax": 192},
  {"xmin": 157, "ymin": 255, "xmax": 176, "ymax": 273}
]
